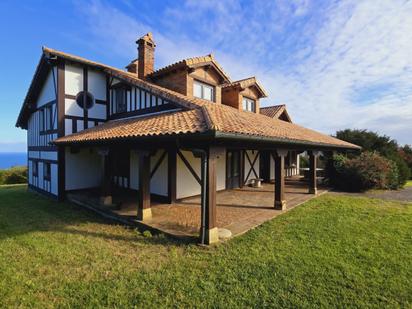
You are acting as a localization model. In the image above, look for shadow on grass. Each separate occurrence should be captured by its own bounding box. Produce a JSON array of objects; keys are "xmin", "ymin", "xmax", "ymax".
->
[{"xmin": 0, "ymin": 185, "xmax": 196, "ymax": 246}]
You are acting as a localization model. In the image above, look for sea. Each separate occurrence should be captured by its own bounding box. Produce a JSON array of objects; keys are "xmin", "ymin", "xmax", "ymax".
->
[{"xmin": 0, "ymin": 153, "xmax": 27, "ymax": 169}]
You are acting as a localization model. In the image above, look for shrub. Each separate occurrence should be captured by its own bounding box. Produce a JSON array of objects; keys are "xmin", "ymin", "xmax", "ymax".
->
[
  {"xmin": 326, "ymin": 152, "xmax": 402, "ymax": 192},
  {"xmin": 0, "ymin": 166, "xmax": 27, "ymax": 185},
  {"xmin": 389, "ymin": 156, "xmax": 410, "ymax": 187}
]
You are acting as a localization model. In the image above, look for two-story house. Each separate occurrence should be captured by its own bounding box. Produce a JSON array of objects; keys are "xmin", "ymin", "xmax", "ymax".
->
[{"xmin": 16, "ymin": 33, "xmax": 359, "ymax": 244}]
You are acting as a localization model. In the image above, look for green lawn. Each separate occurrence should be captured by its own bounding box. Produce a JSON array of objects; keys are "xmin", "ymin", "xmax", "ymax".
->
[
  {"xmin": 405, "ymin": 180, "xmax": 412, "ymax": 188},
  {"xmin": 0, "ymin": 186, "xmax": 411, "ymax": 308}
]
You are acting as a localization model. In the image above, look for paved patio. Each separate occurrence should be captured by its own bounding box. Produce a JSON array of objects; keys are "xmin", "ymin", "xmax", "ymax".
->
[{"xmin": 110, "ymin": 177, "xmax": 327, "ymax": 239}]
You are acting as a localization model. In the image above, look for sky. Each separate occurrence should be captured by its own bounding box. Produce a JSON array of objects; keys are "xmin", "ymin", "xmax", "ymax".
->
[{"xmin": 0, "ymin": 0, "xmax": 411, "ymax": 152}]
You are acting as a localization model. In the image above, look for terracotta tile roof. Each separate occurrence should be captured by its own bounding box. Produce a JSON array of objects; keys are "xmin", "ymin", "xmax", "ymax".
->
[
  {"xmin": 148, "ymin": 53, "xmax": 231, "ymax": 83},
  {"xmin": 201, "ymin": 103, "xmax": 358, "ymax": 148},
  {"xmin": 30, "ymin": 47, "xmax": 359, "ymax": 150},
  {"xmin": 54, "ymin": 109, "xmax": 207, "ymax": 143},
  {"xmin": 260, "ymin": 104, "xmax": 287, "ymax": 118},
  {"xmin": 222, "ymin": 77, "xmax": 268, "ymax": 97}
]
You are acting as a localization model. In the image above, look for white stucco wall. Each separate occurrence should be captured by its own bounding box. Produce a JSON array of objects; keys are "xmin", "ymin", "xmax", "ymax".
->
[
  {"xmin": 65, "ymin": 148, "xmax": 103, "ymax": 190},
  {"xmin": 37, "ymin": 68, "xmax": 56, "ymax": 107},
  {"xmin": 176, "ymin": 150, "xmax": 201, "ymax": 199},
  {"xmin": 150, "ymin": 151, "xmax": 168, "ymax": 196},
  {"xmin": 176, "ymin": 149, "xmax": 226, "ymax": 199}
]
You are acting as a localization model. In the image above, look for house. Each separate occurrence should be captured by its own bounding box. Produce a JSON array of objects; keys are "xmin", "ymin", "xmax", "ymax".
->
[{"xmin": 16, "ymin": 33, "xmax": 359, "ymax": 244}]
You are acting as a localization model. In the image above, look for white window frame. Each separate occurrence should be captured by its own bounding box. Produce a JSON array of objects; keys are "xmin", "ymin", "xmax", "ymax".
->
[
  {"xmin": 193, "ymin": 80, "xmax": 215, "ymax": 102},
  {"xmin": 242, "ymin": 97, "xmax": 256, "ymax": 112}
]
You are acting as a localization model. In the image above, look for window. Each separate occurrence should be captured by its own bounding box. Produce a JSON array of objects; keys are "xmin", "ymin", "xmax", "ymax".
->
[
  {"xmin": 115, "ymin": 88, "xmax": 127, "ymax": 113},
  {"xmin": 44, "ymin": 162, "xmax": 51, "ymax": 180},
  {"xmin": 193, "ymin": 80, "xmax": 214, "ymax": 101},
  {"xmin": 242, "ymin": 97, "xmax": 256, "ymax": 112},
  {"xmin": 33, "ymin": 161, "xmax": 38, "ymax": 177},
  {"xmin": 76, "ymin": 91, "xmax": 94, "ymax": 109}
]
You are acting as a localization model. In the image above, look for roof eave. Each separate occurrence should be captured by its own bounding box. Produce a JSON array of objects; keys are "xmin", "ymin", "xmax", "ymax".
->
[{"xmin": 213, "ymin": 131, "xmax": 361, "ymax": 151}]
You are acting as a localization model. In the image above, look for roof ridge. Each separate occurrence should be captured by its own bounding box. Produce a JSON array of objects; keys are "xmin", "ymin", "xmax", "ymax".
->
[{"xmin": 200, "ymin": 105, "xmax": 220, "ymax": 131}]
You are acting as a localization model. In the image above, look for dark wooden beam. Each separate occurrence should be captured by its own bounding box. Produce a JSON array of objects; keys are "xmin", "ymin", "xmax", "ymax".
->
[
  {"xmin": 137, "ymin": 151, "xmax": 151, "ymax": 220},
  {"xmin": 274, "ymin": 150, "xmax": 288, "ymax": 210},
  {"xmin": 57, "ymin": 60, "xmax": 65, "ymax": 201},
  {"xmin": 98, "ymin": 149, "xmax": 112, "ymax": 205},
  {"xmin": 244, "ymin": 150, "xmax": 259, "ymax": 185},
  {"xmin": 168, "ymin": 148, "xmax": 177, "ymax": 203},
  {"xmin": 308, "ymin": 150, "xmax": 319, "ymax": 194},
  {"xmin": 150, "ymin": 150, "xmax": 167, "ymax": 178},
  {"xmin": 200, "ymin": 146, "xmax": 220, "ymax": 245},
  {"xmin": 177, "ymin": 149, "xmax": 201, "ymax": 185}
]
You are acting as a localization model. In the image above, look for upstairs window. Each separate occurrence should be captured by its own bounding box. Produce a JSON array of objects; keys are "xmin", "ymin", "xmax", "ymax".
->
[
  {"xmin": 193, "ymin": 80, "xmax": 214, "ymax": 102},
  {"xmin": 115, "ymin": 88, "xmax": 127, "ymax": 113},
  {"xmin": 242, "ymin": 97, "xmax": 256, "ymax": 112},
  {"xmin": 76, "ymin": 91, "xmax": 94, "ymax": 109}
]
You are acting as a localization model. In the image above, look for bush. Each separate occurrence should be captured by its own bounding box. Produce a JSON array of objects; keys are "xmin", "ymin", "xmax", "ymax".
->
[
  {"xmin": 326, "ymin": 152, "xmax": 402, "ymax": 192},
  {"xmin": 0, "ymin": 166, "xmax": 28, "ymax": 185},
  {"xmin": 390, "ymin": 156, "xmax": 410, "ymax": 186}
]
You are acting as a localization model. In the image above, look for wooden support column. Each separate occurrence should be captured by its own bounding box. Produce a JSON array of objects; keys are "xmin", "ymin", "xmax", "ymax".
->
[
  {"xmin": 137, "ymin": 151, "xmax": 152, "ymax": 221},
  {"xmin": 199, "ymin": 146, "xmax": 222, "ymax": 245},
  {"xmin": 98, "ymin": 148, "xmax": 112, "ymax": 205},
  {"xmin": 57, "ymin": 61, "xmax": 65, "ymax": 201},
  {"xmin": 167, "ymin": 148, "xmax": 177, "ymax": 204},
  {"xmin": 274, "ymin": 149, "xmax": 288, "ymax": 210},
  {"xmin": 308, "ymin": 150, "xmax": 320, "ymax": 194}
]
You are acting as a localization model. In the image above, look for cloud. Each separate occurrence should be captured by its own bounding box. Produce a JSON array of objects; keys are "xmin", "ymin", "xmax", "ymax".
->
[{"xmin": 73, "ymin": 0, "xmax": 412, "ymax": 145}]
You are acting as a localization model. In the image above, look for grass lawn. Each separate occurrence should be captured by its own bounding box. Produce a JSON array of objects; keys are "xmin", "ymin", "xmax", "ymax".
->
[
  {"xmin": 405, "ymin": 180, "xmax": 412, "ymax": 188},
  {"xmin": 0, "ymin": 186, "xmax": 411, "ymax": 308}
]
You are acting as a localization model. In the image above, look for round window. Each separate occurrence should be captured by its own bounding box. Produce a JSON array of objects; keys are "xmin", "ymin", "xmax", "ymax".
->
[{"xmin": 76, "ymin": 91, "xmax": 94, "ymax": 109}]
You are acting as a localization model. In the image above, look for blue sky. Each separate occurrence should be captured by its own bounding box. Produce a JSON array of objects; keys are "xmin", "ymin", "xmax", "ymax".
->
[{"xmin": 1, "ymin": 0, "xmax": 411, "ymax": 152}]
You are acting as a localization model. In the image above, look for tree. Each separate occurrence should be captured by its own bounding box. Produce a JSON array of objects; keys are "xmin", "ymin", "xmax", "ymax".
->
[
  {"xmin": 399, "ymin": 145, "xmax": 412, "ymax": 177},
  {"xmin": 334, "ymin": 129, "xmax": 411, "ymax": 185}
]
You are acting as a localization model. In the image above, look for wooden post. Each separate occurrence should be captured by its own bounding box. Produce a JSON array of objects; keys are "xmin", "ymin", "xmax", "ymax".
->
[
  {"xmin": 98, "ymin": 148, "xmax": 112, "ymax": 205},
  {"xmin": 137, "ymin": 151, "xmax": 151, "ymax": 221},
  {"xmin": 167, "ymin": 148, "xmax": 177, "ymax": 204},
  {"xmin": 274, "ymin": 149, "xmax": 288, "ymax": 210},
  {"xmin": 57, "ymin": 61, "xmax": 65, "ymax": 201},
  {"xmin": 200, "ymin": 146, "xmax": 221, "ymax": 245},
  {"xmin": 308, "ymin": 150, "xmax": 320, "ymax": 194}
]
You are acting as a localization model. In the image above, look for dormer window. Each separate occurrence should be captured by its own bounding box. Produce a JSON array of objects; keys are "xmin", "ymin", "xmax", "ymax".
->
[
  {"xmin": 194, "ymin": 80, "xmax": 214, "ymax": 102},
  {"xmin": 242, "ymin": 97, "xmax": 256, "ymax": 112}
]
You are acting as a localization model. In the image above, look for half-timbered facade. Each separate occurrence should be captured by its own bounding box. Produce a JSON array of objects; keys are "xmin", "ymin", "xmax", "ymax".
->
[{"xmin": 17, "ymin": 33, "xmax": 360, "ymax": 244}]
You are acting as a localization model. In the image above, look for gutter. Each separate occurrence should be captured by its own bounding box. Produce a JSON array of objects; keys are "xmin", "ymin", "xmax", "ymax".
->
[{"xmin": 213, "ymin": 131, "xmax": 361, "ymax": 151}]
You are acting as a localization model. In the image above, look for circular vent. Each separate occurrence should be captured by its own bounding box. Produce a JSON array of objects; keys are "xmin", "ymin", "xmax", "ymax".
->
[{"xmin": 75, "ymin": 91, "xmax": 94, "ymax": 109}]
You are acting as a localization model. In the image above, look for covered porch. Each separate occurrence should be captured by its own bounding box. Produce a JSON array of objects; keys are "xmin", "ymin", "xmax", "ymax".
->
[{"xmin": 67, "ymin": 175, "xmax": 327, "ymax": 241}]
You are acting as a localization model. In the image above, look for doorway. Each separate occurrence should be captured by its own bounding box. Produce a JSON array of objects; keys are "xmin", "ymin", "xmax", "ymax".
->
[{"xmin": 226, "ymin": 150, "xmax": 241, "ymax": 189}]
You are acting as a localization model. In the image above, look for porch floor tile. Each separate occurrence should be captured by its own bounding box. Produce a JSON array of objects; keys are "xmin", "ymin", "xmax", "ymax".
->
[{"xmin": 111, "ymin": 177, "xmax": 327, "ymax": 239}]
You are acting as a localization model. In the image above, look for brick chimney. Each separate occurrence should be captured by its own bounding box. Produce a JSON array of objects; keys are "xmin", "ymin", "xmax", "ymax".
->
[{"xmin": 136, "ymin": 32, "xmax": 155, "ymax": 79}]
